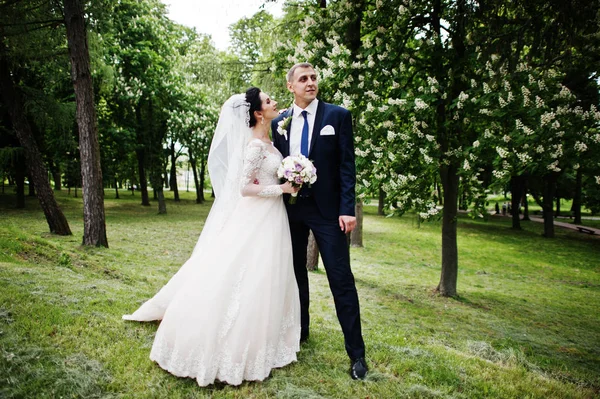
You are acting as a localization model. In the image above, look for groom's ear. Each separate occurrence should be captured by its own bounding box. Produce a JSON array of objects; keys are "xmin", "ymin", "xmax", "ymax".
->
[{"xmin": 287, "ymin": 81, "xmax": 294, "ymax": 93}]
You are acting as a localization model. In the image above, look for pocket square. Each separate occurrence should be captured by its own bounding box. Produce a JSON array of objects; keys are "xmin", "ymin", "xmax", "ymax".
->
[{"xmin": 320, "ymin": 125, "xmax": 335, "ymax": 136}]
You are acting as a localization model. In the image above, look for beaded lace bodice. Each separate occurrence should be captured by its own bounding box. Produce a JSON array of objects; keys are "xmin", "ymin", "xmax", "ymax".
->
[{"xmin": 240, "ymin": 139, "xmax": 283, "ymax": 198}]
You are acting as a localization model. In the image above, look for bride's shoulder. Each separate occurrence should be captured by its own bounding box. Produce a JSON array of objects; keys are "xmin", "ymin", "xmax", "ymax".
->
[{"xmin": 247, "ymin": 138, "xmax": 268, "ymax": 148}]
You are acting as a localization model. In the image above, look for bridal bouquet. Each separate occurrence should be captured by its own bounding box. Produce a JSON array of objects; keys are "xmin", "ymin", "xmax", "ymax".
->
[{"xmin": 277, "ymin": 155, "xmax": 317, "ymax": 204}]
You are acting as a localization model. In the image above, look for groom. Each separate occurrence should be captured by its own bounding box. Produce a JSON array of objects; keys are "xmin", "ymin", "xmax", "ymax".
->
[{"xmin": 272, "ymin": 62, "xmax": 367, "ymax": 380}]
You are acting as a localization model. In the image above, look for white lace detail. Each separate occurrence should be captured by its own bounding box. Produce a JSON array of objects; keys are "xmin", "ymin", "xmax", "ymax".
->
[
  {"xmin": 240, "ymin": 140, "xmax": 284, "ymax": 198},
  {"xmin": 150, "ymin": 322, "xmax": 299, "ymax": 386},
  {"xmin": 240, "ymin": 143, "xmax": 264, "ymax": 191},
  {"xmin": 258, "ymin": 185, "xmax": 283, "ymax": 197}
]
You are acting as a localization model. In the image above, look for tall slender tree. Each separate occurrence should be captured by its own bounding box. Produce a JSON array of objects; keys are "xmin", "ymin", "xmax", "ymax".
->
[
  {"xmin": 63, "ymin": 0, "xmax": 108, "ymax": 246},
  {"xmin": 0, "ymin": 37, "xmax": 72, "ymax": 235}
]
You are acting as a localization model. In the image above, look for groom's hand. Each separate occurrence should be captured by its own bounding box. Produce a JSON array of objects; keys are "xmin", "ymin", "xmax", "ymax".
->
[{"xmin": 339, "ymin": 215, "xmax": 357, "ymax": 233}]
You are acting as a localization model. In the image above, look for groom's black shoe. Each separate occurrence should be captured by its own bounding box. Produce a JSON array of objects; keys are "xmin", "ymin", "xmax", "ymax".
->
[{"xmin": 350, "ymin": 357, "xmax": 368, "ymax": 380}]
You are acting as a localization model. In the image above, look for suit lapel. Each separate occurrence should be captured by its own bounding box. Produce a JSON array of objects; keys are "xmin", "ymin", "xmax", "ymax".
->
[
  {"xmin": 309, "ymin": 100, "xmax": 325, "ymax": 157},
  {"xmin": 284, "ymin": 108, "xmax": 293, "ymax": 157}
]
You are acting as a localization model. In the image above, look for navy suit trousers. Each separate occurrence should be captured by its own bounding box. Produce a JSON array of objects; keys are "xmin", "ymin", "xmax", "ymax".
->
[{"xmin": 287, "ymin": 196, "xmax": 365, "ymax": 361}]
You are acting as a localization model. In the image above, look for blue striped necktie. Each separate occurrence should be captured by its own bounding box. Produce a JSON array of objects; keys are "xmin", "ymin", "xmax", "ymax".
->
[{"xmin": 301, "ymin": 110, "xmax": 309, "ymax": 157}]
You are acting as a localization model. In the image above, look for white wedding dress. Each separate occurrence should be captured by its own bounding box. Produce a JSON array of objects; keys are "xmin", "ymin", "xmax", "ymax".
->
[{"xmin": 123, "ymin": 139, "xmax": 300, "ymax": 386}]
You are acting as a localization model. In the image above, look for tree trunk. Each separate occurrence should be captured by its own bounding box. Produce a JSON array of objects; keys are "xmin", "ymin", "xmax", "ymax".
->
[
  {"xmin": 189, "ymin": 153, "xmax": 203, "ymax": 204},
  {"xmin": 15, "ymin": 156, "xmax": 25, "ymax": 209},
  {"xmin": 151, "ymin": 169, "xmax": 167, "ymax": 214},
  {"xmin": 169, "ymin": 141, "xmax": 180, "ymax": 201},
  {"xmin": 64, "ymin": 0, "xmax": 108, "ymax": 247},
  {"xmin": 437, "ymin": 164, "xmax": 459, "ymax": 297},
  {"xmin": 136, "ymin": 148, "xmax": 150, "ymax": 206},
  {"xmin": 378, "ymin": 186, "xmax": 385, "ymax": 215},
  {"xmin": 114, "ymin": 177, "xmax": 120, "ymax": 199},
  {"xmin": 135, "ymin": 105, "xmax": 150, "ymax": 206},
  {"xmin": 28, "ymin": 178, "xmax": 35, "ymax": 196},
  {"xmin": 542, "ymin": 173, "xmax": 557, "ymax": 238},
  {"xmin": 306, "ymin": 230, "xmax": 319, "ymax": 271},
  {"xmin": 0, "ymin": 41, "xmax": 71, "ymax": 235},
  {"xmin": 510, "ymin": 175, "xmax": 525, "ymax": 230},
  {"xmin": 573, "ymin": 168, "xmax": 582, "ymax": 224},
  {"xmin": 351, "ymin": 200, "xmax": 363, "ymax": 247},
  {"xmin": 459, "ymin": 189, "xmax": 468, "ymax": 211},
  {"xmin": 157, "ymin": 185, "xmax": 167, "ymax": 214},
  {"xmin": 51, "ymin": 165, "xmax": 62, "ymax": 191},
  {"xmin": 198, "ymin": 153, "xmax": 207, "ymax": 203},
  {"xmin": 522, "ymin": 189, "xmax": 530, "ymax": 221}
]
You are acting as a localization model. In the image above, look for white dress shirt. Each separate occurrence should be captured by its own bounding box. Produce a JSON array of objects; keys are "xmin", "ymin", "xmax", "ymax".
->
[{"xmin": 289, "ymin": 99, "xmax": 319, "ymax": 156}]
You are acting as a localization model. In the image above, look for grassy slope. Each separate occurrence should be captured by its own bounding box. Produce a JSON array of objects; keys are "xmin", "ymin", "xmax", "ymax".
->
[{"xmin": 0, "ymin": 189, "xmax": 598, "ymax": 398}]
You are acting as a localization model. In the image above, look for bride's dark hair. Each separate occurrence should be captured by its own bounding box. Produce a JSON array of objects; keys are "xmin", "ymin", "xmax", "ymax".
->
[{"xmin": 245, "ymin": 87, "xmax": 262, "ymax": 127}]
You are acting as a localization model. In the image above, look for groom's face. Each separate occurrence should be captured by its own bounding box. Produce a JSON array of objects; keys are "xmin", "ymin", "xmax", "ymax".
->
[{"xmin": 287, "ymin": 66, "xmax": 318, "ymax": 107}]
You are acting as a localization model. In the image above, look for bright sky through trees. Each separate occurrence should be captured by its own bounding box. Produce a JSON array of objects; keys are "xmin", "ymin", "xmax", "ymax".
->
[{"xmin": 161, "ymin": 0, "xmax": 283, "ymax": 50}]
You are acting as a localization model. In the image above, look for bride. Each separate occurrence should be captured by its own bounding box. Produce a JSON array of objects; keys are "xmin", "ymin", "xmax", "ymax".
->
[{"xmin": 123, "ymin": 87, "xmax": 301, "ymax": 386}]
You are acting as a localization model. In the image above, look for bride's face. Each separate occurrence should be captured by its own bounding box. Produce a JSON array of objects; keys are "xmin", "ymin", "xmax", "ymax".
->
[{"xmin": 258, "ymin": 92, "xmax": 279, "ymax": 121}]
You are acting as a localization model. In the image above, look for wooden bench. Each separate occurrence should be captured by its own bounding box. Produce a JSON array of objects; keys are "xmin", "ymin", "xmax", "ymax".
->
[{"xmin": 576, "ymin": 226, "xmax": 596, "ymax": 235}]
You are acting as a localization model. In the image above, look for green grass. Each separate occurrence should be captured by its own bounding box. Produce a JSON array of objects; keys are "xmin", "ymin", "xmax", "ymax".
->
[{"xmin": 0, "ymin": 188, "xmax": 599, "ymax": 398}]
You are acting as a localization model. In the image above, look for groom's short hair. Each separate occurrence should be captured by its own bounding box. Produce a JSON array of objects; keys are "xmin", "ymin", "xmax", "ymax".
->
[{"xmin": 287, "ymin": 62, "xmax": 314, "ymax": 82}]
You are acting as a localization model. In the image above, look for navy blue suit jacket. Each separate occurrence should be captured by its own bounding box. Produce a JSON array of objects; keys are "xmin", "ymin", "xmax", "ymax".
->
[{"xmin": 272, "ymin": 100, "xmax": 356, "ymax": 219}]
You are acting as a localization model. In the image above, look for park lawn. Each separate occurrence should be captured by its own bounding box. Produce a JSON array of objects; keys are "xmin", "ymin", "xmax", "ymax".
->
[{"xmin": 0, "ymin": 189, "xmax": 598, "ymax": 398}]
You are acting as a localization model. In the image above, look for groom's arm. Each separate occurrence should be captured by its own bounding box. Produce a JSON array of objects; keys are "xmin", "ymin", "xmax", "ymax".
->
[{"xmin": 338, "ymin": 109, "xmax": 356, "ymax": 218}]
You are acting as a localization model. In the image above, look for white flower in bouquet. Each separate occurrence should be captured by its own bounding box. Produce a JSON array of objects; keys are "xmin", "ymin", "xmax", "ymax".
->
[{"xmin": 277, "ymin": 155, "xmax": 317, "ymax": 204}]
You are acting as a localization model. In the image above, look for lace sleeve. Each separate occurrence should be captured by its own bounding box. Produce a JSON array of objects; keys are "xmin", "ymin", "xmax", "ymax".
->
[{"xmin": 240, "ymin": 141, "xmax": 283, "ymax": 198}]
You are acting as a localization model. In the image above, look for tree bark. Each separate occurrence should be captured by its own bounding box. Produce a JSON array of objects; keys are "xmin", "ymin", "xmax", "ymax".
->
[
  {"xmin": 0, "ymin": 41, "xmax": 71, "ymax": 235},
  {"xmin": 156, "ymin": 184, "xmax": 167, "ymax": 214},
  {"xmin": 522, "ymin": 186, "xmax": 530, "ymax": 221},
  {"xmin": 114, "ymin": 177, "xmax": 120, "ymax": 199},
  {"xmin": 573, "ymin": 168, "xmax": 582, "ymax": 224},
  {"xmin": 542, "ymin": 173, "xmax": 557, "ymax": 238},
  {"xmin": 28, "ymin": 177, "xmax": 35, "ymax": 196},
  {"xmin": 136, "ymin": 148, "xmax": 150, "ymax": 206},
  {"xmin": 351, "ymin": 200, "xmax": 363, "ymax": 247},
  {"xmin": 135, "ymin": 106, "xmax": 150, "ymax": 206},
  {"xmin": 15, "ymin": 155, "xmax": 25, "ymax": 208},
  {"xmin": 169, "ymin": 141, "xmax": 180, "ymax": 201},
  {"xmin": 64, "ymin": 0, "xmax": 108, "ymax": 247},
  {"xmin": 437, "ymin": 164, "xmax": 459, "ymax": 297},
  {"xmin": 151, "ymin": 169, "xmax": 166, "ymax": 214},
  {"xmin": 189, "ymin": 153, "xmax": 203, "ymax": 204},
  {"xmin": 378, "ymin": 186, "xmax": 385, "ymax": 215},
  {"xmin": 306, "ymin": 230, "xmax": 319, "ymax": 271},
  {"xmin": 510, "ymin": 174, "xmax": 525, "ymax": 229},
  {"xmin": 198, "ymin": 153, "xmax": 207, "ymax": 203},
  {"xmin": 51, "ymin": 164, "xmax": 62, "ymax": 191}
]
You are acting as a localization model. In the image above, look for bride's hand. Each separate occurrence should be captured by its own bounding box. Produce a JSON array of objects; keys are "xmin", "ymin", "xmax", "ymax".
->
[{"xmin": 280, "ymin": 181, "xmax": 299, "ymax": 194}]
